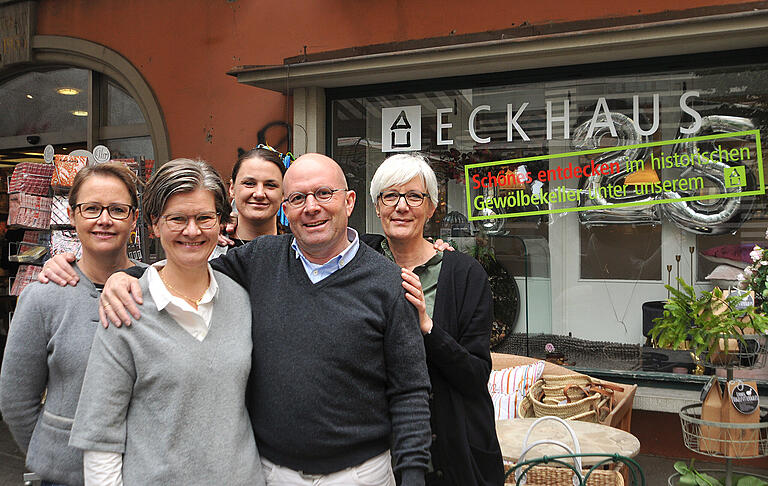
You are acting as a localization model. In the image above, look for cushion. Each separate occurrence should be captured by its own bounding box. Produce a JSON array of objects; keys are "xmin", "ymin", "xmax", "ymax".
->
[
  {"xmin": 700, "ymin": 244, "xmax": 755, "ymax": 265},
  {"xmin": 491, "ymin": 391, "xmax": 524, "ymax": 420},
  {"xmin": 488, "ymin": 361, "xmax": 545, "ymax": 395},
  {"xmin": 488, "ymin": 361, "xmax": 545, "ymax": 420},
  {"xmin": 705, "ymin": 264, "xmax": 743, "ymax": 281}
]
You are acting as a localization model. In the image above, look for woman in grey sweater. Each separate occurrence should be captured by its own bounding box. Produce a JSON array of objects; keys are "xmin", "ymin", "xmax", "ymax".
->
[
  {"xmin": 0, "ymin": 162, "xmax": 143, "ymax": 486},
  {"xmin": 68, "ymin": 159, "xmax": 264, "ymax": 486}
]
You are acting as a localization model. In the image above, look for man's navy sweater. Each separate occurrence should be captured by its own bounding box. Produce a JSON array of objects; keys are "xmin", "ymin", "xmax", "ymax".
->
[{"xmin": 211, "ymin": 234, "xmax": 431, "ymax": 483}]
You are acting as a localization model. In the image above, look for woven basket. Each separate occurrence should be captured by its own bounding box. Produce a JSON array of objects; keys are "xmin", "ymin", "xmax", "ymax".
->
[
  {"xmin": 526, "ymin": 380, "xmax": 601, "ymax": 422},
  {"xmin": 505, "ymin": 465, "xmax": 624, "ymax": 485}
]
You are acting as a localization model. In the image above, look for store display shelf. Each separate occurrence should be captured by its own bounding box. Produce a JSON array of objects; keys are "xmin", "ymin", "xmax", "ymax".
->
[
  {"xmin": 8, "ymin": 241, "xmax": 48, "ymax": 265},
  {"xmin": 703, "ymin": 335, "xmax": 768, "ymax": 370},
  {"xmin": 679, "ymin": 403, "xmax": 768, "ymax": 459}
]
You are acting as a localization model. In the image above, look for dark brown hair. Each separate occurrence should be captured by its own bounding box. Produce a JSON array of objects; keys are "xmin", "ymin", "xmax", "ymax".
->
[
  {"xmin": 69, "ymin": 162, "xmax": 140, "ymax": 209},
  {"xmin": 231, "ymin": 147, "xmax": 286, "ymax": 183}
]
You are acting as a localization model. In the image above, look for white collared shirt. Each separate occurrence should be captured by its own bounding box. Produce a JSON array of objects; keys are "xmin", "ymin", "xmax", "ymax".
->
[
  {"xmin": 146, "ymin": 261, "xmax": 218, "ymax": 341},
  {"xmin": 291, "ymin": 228, "xmax": 360, "ymax": 283}
]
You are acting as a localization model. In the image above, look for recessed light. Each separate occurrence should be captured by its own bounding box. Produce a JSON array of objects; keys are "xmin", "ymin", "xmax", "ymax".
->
[
  {"xmin": 70, "ymin": 110, "xmax": 88, "ymax": 117},
  {"xmin": 57, "ymin": 87, "xmax": 80, "ymax": 96},
  {"xmin": 25, "ymin": 94, "xmax": 33, "ymax": 99}
]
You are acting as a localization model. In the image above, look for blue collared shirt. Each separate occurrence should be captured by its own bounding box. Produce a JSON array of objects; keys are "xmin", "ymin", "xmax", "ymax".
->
[{"xmin": 291, "ymin": 228, "xmax": 360, "ymax": 283}]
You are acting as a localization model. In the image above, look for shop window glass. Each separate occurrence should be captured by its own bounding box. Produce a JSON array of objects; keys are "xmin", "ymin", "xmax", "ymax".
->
[
  {"xmin": 0, "ymin": 68, "xmax": 88, "ymax": 137},
  {"xmin": 106, "ymin": 80, "xmax": 144, "ymax": 126},
  {"xmin": 330, "ymin": 59, "xmax": 768, "ymax": 378}
]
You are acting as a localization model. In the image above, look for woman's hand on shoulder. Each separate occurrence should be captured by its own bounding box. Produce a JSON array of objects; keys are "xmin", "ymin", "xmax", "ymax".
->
[
  {"xmin": 401, "ymin": 268, "xmax": 433, "ymax": 335},
  {"xmin": 38, "ymin": 253, "xmax": 79, "ymax": 286},
  {"xmin": 431, "ymin": 238, "xmax": 454, "ymax": 252},
  {"xmin": 99, "ymin": 272, "xmax": 144, "ymax": 328}
]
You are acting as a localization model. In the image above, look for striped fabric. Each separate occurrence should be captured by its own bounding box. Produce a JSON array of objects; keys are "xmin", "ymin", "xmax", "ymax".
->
[{"xmin": 488, "ymin": 361, "xmax": 545, "ymax": 419}]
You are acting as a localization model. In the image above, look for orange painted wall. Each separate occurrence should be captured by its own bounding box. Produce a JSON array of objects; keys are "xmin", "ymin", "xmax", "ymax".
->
[{"xmin": 34, "ymin": 0, "xmax": 759, "ymax": 176}]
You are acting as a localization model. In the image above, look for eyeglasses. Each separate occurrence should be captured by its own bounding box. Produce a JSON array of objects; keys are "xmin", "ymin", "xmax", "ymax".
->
[
  {"xmin": 160, "ymin": 211, "xmax": 220, "ymax": 231},
  {"xmin": 378, "ymin": 190, "xmax": 430, "ymax": 207},
  {"xmin": 283, "ymin": 187, "xmax": 345, "ymax": 208},
  {"xmin": 75, "ymin": 203, "xmax": 135, "ymax": 220}
]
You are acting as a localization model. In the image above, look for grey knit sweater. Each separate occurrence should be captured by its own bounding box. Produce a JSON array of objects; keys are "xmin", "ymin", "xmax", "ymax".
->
[
  {"xmin": 212, "ymin": 234, "xmax": 431, "ymax": 486},
  {"xmin": 68, "ymin": 270, "xmax": 264, "ymax": 486},
  {"xmin": 0, "ymin": 263, "xmax": 134, "ymax": 486}
]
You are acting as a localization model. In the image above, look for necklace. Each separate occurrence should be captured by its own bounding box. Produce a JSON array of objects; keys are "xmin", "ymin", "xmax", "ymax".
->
[{"xmin": 158, "ymin": 269, "xmax": 207, "ymax": 305}]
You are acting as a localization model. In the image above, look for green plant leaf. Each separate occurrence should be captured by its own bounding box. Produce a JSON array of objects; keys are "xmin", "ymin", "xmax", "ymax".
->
[{"xmin": 737, "ymin": 475, "xmax": 768, "ymax": 486}]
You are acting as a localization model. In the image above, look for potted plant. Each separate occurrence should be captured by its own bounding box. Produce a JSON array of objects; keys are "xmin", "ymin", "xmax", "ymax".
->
[
  {"xmin": 650, "ymin": 278, "xmax": 768, "ymax": 364},
  {"xmin": 671, "ymin": 459, "xmax": 768, "ymax": 486}
]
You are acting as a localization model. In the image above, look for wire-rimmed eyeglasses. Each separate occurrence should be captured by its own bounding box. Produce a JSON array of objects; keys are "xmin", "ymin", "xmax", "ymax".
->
[{"xmin": 283, "ymin": 187, "xmax": 346, "ymax": 208}]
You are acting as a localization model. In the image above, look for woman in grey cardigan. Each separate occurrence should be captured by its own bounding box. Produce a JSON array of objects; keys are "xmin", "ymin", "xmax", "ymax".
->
[
  {"xmin": 68, "ymin": 159, "xmax": 264, "ymax": 486},
  {"xmin": 0, "ymin": 162, "xmax": 143, "ymax": 486}
]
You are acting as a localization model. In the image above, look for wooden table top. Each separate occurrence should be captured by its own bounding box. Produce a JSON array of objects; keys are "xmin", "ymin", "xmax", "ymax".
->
[{"xmin": 496, "ymin": 418, "xmax": 641, "ymax": 466}]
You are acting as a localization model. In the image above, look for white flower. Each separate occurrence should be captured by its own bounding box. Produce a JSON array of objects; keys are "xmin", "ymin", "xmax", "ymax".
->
[
  {"xmin": 737, "ymin": 273, "xmax": 745, "ymax": 281},
  {"xmin": 765, "ymin": 227, "xmax": 768, "ymax": 240},
  {"xmin": 761, "ymin": 261, "xmax": 768, "ymax": 266},
  {"xmin": 744, "ymin": 267, "xmax": 754, "ymax": 278},
  {"xmin": 750, "ymin": 246, "xmax": 763, "ymax": 262}
]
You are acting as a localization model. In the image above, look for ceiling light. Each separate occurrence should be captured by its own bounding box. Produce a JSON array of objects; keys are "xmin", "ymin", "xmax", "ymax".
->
[
  {"xmin": 57, "ymin": 87, "xmax": 80, "ymax": 96},
  {"xmin": 70, "ymin": 110, "xmax": 88, "ymax": 117},
  {"xmin": 25, "ymin": 94, "xmax": 33, "ymax": 99}
]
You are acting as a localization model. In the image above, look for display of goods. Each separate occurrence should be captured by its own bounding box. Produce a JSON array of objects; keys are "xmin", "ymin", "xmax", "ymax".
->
[
  {"xmin": 51, "ymin": 154, "xmax": 88, "ymax": 188},
  {"xmin": 51, "ymin": 229, "xmax": 82, "ymax": 259},
  {"xmin": 8, "ymin": 193, "xmax": 53, "ymax": 229},
  {"xmin": 22, "ymin": 230, "xmax": 50, "ymax": 246},
  {"xmin": 50, "ymin": 195, "xmax": 71, "ymax": 228},
  {"xmin": 8, "ymin": 162, "xmax": 54, "ymax": 195},
  {"xmin": 10, "ymin": 264, "xmax": 41, "ymax": 296}
]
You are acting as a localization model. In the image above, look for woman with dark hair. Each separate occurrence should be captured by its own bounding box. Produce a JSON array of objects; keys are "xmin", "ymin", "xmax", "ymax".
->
[
  {"xmin": 68, "ymin": 158, "xmax": 264, "ymax": 486},
  {"xmin": 227, "ymin": 145, "xmax": 287, "ymax": 244},
  {"xmin": 364, "ymin": 153, "xmax": 504, "ymax": 486},
  {"xmin": 0, "ymin": 163, "xmax": 143, "ymax": 486}
]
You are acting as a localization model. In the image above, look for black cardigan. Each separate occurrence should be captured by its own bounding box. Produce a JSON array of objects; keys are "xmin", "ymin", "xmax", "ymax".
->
[{"xmin": 362, "ymin": 234, "xmax": 504, "ymax": 486}]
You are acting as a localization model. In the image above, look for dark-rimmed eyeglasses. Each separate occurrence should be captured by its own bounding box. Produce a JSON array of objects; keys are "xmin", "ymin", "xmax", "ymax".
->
[
  {"xmin": 75, "ymin": 203, "xmax": 135, "ymax": 220},
  {"xmin": 283, "ymin": 187, "xmax": 345, "ymax": 208},
  {"xmin": 160, "ymin": 211, "xmax": 221, "ymax": 231},
  {"xmin": 378, "ymin": 191, "xmax": 430, "ymax": 207}
]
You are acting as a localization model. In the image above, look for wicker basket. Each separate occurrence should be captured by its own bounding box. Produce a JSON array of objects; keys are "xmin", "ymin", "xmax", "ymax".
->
[
  {"xmin": 525, "ymin": 380, "xmax": 601, "ymax": 422},
  {"xmin": 506, "ymin": 465, "xmax": 624, "ymax": 485}
]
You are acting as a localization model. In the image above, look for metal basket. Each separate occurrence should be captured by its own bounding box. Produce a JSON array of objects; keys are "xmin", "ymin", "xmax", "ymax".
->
[
  {"xmin": 703, "ymin": 334, "xmax": 768, "ymax": 369},
  {"xmin": 679, "ymin": 403, "xmax": 768, "ymax": 459}
]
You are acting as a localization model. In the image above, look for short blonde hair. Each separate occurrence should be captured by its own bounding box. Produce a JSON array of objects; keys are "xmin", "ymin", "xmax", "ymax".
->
[{"xmin": 369, "ymin": 154, "xmax": 438, "ymax": 206}]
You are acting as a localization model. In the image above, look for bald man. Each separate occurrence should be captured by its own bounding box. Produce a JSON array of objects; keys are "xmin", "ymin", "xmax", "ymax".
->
[{"xmin": 46, "ymin": 154, "xmax": 432, "ymax": 486}]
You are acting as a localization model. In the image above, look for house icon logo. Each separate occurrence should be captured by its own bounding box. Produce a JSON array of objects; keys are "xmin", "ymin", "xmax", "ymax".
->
[
  {"xmin": 382, "ymin": 105, "xmax": 421, "ymax": 152},
  {"xmin": 724, "ymin": 166, "xmax": 747, "ymax": 188}
]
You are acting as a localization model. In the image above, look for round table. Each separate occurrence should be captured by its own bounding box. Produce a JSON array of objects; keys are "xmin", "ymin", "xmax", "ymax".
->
[{"xmin": 496, "ymin": 418, "xmax": 641, "ymax": 466}]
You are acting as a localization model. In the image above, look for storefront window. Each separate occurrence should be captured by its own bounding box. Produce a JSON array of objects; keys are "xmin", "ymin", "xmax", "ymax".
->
[
  {"xmin": 0, "ymin": 67, "xmax": 88, "ymax": 138},
  {"xmin": 330, "ymin": 58, "xmax": 768, "ymax": 379}
]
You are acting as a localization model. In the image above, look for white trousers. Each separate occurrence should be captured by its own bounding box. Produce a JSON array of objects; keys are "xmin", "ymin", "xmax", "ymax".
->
[{"xmin": 261, "ymin": 450, "xmax": 396, "ymax": 486}]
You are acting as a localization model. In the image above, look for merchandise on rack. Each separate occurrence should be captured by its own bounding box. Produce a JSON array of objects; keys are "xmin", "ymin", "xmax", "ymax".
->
[
  {"xmin": 51, "ymin": 229, "xmax": 82, "ymax": 259},
  {"xmin": 51, "ymin": 154, "xmax": 88, "ymax": 188},
  {"xmin": 10, "ymin": 264, "xmax": 42, "ymax": 296},
  {"xmin": 8, "ymin": 162, "xmax": 54, "ymax": 195},
  {"xmin": 50, "ymin": 195, "xmax": 71, "ymax": 228},
  {"xmin": 8, "ymin": 193, "xmax": 53, "ymax": 229}
]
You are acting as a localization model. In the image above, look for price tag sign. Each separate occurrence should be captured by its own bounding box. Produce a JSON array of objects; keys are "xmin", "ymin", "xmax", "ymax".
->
[
  {"xmin": 43, "ymin": 145, "xmax": 54, "ymax": 164},
  {"xmin": 730, "ymin": 382, "xmax": 759, "ymax": 414},
  {"xmin": 93, "ymin": 145, "xmax": 111, "ymax": 164}
]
